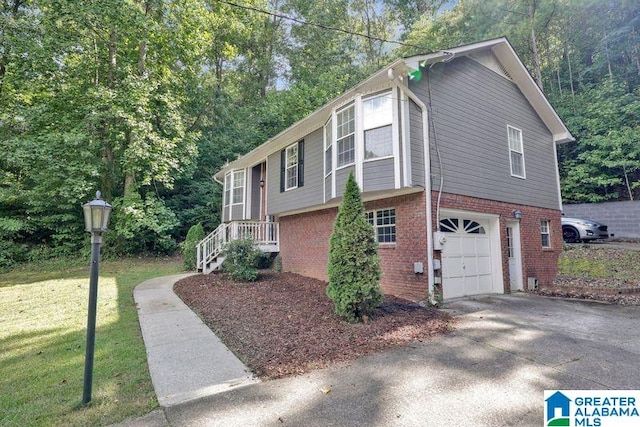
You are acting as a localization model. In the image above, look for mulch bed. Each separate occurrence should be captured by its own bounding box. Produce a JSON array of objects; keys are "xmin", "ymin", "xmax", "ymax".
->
[{"xmin": 174, "ymin": 271, "xmax": 453, "ymax": 379}]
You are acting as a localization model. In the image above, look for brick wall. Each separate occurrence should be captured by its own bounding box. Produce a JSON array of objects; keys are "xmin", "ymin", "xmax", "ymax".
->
[
  {"xmin": 435, "ymin": 192, "xmax": 562, "ymax": 290},
  {"xmin": 278, "ymin": 190, "xmax": 562, "ymax": 301},
  {"xmin": 279, "ymin": 192, "xmax": 429, "ymax": 301}
]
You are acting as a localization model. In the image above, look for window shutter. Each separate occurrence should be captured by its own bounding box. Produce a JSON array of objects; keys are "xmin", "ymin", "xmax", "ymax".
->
[
  {"xmin": 280, "ymin": 149, "xmax": 285, "ymax": 193},
  {"xmin": 297, "ymin": 140, "xmax": 304, "ymax": 188}
]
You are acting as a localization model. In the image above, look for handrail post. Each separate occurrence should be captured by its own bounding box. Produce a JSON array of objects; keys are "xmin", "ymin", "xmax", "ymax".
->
[{"xmin": 197, "ymin": 243, "xmax": 201, "ymax": 270}]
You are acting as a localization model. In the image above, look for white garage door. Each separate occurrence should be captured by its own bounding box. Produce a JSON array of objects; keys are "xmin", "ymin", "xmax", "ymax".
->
[{"xmin": 440, "ymin": 217, "xmax": 495, "ymax": 299}]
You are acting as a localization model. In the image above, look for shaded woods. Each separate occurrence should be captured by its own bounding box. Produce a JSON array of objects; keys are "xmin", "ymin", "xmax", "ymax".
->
[{"xmin": 1, "ymin": 0, "xmax": 638, "ymax": 269}]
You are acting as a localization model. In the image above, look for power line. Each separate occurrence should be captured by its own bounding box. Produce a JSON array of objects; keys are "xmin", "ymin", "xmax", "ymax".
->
[{"xmin": 214, "ymin": 0, "xmax": 427, "ymax": 51}]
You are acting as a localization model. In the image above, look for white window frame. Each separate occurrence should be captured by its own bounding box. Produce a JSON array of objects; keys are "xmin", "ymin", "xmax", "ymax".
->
[
  {"xmin": 366, "ymin": 208, "xmax": 396, "ymax": 244},
  {"xmin": 284, "ymin": 143, "xmax": 298, "ymax": 191},
  {"xmin": 223, "ymin": 173, "xmax": 231, "ymax": 208},
  {"xmin": 363, "ymin": 91, "xmax": 394, "ymax": 162},
  {"xmin": 336, "ymin": 103, "xmax": 355, "ymax": 169},
  {"xmin": 323, "ymin": 88, "xmax": 401, "ymax": 201},
  {"xmin": 540, "ymin": 220, "xmax": 551, "ymax": 248},
  {"xmin": 508, "ymin": 125, "xmax": 526, "ymax": 179},
  {"xmin": 324, "ymin": 118, "xmax": 332, "ymax": 177},
  {"xmin": 231, "ymin": 169, "xmax": 245, "ymax": 205}
]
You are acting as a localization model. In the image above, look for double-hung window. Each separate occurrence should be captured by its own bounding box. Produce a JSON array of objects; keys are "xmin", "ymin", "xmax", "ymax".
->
[
  {"xmin": 366, "ymin": 208, "xmax": 396, "ymax": 243},
  {"xmin": 223, "ymin": 173, "xmax": 231, "ymax": 208},
  {"xmin": 232, "ymin": 170, "xmax": 245, "ymax": 204},
  {"xmin": 540, "ymin": 220, "xmax": 551, "ymax": 248},
  {"xmin": 336, "ymin": 104, "xmax": 355, "ymax": 167},
  {"xmin": 508, "ymin": 125, "xmax": 525, "ymax": 178},
  {"xmin": 285, "ymin": 144, "xmax": 298, "ymax": 191},
  {"xmin": 363, "ymin": 92, "xmax": 393, "ymax": 160},
  {"xmin": 280, "ymin": 140, "xmax": 304, "ymax": 192}
]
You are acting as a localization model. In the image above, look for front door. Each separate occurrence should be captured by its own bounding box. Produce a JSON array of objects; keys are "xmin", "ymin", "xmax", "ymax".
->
[{"xmin": 506, "ymin": 221, "xmax": 523, "ymax": 291}]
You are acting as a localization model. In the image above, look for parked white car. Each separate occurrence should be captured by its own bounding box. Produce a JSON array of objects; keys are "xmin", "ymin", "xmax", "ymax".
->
[{"xmin": 561, "ymin": 216, "xmax": 609, "ymax": 243}]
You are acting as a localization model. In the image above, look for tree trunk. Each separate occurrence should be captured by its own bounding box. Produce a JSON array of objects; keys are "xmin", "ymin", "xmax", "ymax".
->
[
  {"xmin": 101, "ymin": 144, "xmax": 115, "ymax": 201},
  {"xmin": 124, "ymin": 172, "xmax": 136, "ymax": 196},
  {"xmin": 567, "ymin": 50, "xmax": 575, "ymax": 100},
  {"xmin": 137, "ymin": 0, "xmax": 151, "ymax": 76},
  {"xmin": 107, "ymin": 31, "xmax": 117, "ymax": 85},
  {"xmin": 0, "ymin": 60, "xmax": 6, "ymax": 97},
  {"xmin": 529, "ymin": 1, "xmax": 544, "ymax": 90},
  {"xmin": 101, "ymin": 30, "xmax": 118, "ymax": 200},
  {"xmin": 93, "ymin": 38, "xmax": 100, "ymax": 85},
  {"xmin": 603, "ymin": 27, "xmax": 613, "ymax": 78},
  {"xmin": 623, "ymin": 165, "xmax": 634, "ymax": 201}
]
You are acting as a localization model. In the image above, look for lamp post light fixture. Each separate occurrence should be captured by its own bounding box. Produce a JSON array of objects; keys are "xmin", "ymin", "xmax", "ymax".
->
[{"xmin": 81, "ymin": 191, "xmax": 112, "ymax": 405}]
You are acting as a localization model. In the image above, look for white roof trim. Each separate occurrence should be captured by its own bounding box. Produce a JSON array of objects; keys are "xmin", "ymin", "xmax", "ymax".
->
[{"xmin": 216, "ymin": 38, "xmax": 573, "ymax": 179}]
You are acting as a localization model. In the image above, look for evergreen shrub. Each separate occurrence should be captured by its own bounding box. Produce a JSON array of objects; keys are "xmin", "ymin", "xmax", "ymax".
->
[
  {"xmin": 182, "ymin": 222, "xmax": 205, "ymax": 270},
  {"xmin": 326, "ymin": 173, "xmax": 382, "ymax": 322}
]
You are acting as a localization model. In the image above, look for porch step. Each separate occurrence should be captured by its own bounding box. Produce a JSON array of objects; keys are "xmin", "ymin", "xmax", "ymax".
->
[
  {"xmin": 196, "ymin": 221, "xmax": 280, "ymax": 274},
  {"xmin": 204, "ymin": 256, "xmax": 226, "ymax": 274}
]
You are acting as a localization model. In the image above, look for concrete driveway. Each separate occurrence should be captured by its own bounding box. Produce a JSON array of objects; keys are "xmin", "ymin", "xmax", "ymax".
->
[{"xmin": 139, "ymin": 294, "xmax": 640, "ymax": 426}]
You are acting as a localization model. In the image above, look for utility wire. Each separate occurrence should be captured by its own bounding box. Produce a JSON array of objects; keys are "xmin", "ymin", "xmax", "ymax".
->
[{"xmin": 214, "ymin": 0, "xmax": 428, "ymax": 51}]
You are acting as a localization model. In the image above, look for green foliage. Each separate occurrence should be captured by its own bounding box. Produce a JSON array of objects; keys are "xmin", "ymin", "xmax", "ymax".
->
[
  {"xmin": 557, "ymin": 79, "xmax": 640, "ymax": 202},
  {"xmin": 182, "ymin": 222, "xmax": 205, "ymax": 270},
  {"xmin": 2, "ymin": 0, "xmax": 640, "ymax": 266},
  {"xmin": 223, "ymin": 238, "xmax": 263, "ymax": 282},
  {"xmin": 327, "ymin": 173, "xmax": 382, "ymax": 323},
  {"xmin": 0, "ymin": 218, "xmax": 28, "ymax": 271},
  {"xmin": 273, "ymin": 254, "xmax": 283, "ymax": 272},
  {"xmin": 105, "ymin": 193, "xmax": 179, "ymax": 256}
]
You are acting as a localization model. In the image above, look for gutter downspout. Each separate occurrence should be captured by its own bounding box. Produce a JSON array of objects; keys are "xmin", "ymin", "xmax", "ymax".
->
[{"xmin": 393, "ymin": 73, "xmax": 437, "ymax": 305}]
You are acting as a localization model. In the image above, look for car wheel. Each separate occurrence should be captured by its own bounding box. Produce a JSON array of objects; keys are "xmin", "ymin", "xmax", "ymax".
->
[{"xmin": 562, "ymin": 226, "xmax": 581, "ymax": 243}]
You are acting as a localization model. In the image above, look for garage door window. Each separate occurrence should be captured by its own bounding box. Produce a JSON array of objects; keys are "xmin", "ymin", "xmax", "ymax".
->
[{"xmin": 440, "ymin": 218, "xmax": 486, "ymax": 234}]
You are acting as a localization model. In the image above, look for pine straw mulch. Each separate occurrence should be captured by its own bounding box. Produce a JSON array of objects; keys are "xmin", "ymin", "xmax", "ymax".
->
[{"xmin": 174, "ymin": 271, "xmax": 454, "ymax": 379}]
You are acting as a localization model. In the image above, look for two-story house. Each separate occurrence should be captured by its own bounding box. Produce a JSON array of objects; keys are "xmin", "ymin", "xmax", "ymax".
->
[{"xmin": 197, "ymin": 37, "xmax": 573, "ymax": 302}]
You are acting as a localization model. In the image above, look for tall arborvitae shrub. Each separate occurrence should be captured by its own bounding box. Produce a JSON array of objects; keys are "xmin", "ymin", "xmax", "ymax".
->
[
  {"xmin": 326, "ymin": 173, "xmax": 382, "ymax": 322},
  {"xmin": 182, "ymin": 222, "xmax": 205, "ymax": 270}
]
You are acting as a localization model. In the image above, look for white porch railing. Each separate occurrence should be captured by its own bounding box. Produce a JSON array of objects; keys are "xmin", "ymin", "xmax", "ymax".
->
[{"xmin": 196, "ymin": 221, "xmax": 280, "ymax": 274}]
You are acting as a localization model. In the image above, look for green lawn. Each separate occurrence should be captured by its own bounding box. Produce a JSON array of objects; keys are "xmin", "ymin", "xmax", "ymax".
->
[{"xmin": 0, "ymin": 257, "xmax": 184, "ymax": 426}]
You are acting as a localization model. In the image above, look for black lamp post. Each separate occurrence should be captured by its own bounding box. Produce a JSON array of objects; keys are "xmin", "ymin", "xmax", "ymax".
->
[{"xmin": 81, "ymin": 191, "xmax": 112, "ymax": 405}]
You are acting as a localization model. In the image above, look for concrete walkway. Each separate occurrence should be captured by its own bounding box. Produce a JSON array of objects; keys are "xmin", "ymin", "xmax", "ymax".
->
[
  {"xmin": 133, "ymin": 274, "xmax": 257, "ymax": 407},
  {"xmin": 119, "ymin": 285, "xmax": 640, "ymax": 426}
]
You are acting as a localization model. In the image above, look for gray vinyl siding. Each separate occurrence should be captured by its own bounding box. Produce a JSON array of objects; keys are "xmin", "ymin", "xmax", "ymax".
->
[
  {"xmin": 231, "ymin": 204, "xmax": 244, "ymax": 220},
  {"xmin": 363, "ymin": 159, "xmax": 395, "ymax": 191},
  {"xmin": 266, "ymin": 128, "xmax": 324, "ymax": 215},
  {"xmin": 222, "ymin": 206, "xmax": 229, "ymax": 222},
  {"xmin": 409, "ymin": 100, "xmax": 425, "ymax": 187},
  {"xmin": 335, "ymin": 166, "xmax": 355, "ymax": 198},
  {"xmin": 409, "ymin": 56, "xmax": 560, "ymax": 210}
]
